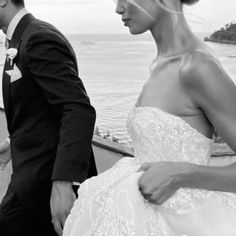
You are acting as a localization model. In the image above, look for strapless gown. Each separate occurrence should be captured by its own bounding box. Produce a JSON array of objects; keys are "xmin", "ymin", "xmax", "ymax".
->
[{"xmin": 63, "ymin": 106, "xmax": 236, "ymax": 236}]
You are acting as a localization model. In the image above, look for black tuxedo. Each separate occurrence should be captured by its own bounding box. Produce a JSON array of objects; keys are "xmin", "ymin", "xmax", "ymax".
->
[{"xmin": 0, "ymin": 13, "xmax": 97, "ymax": 235}]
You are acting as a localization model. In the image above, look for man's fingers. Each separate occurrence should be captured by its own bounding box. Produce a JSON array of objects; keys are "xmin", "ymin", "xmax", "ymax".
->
[
  {"xmin": 52, "ymin": 212, "xmax": 69, "ymax": 235},
  {"xmin": 61, "ymin": 212, "xmax": 68, "ymax": 228},
  {"xmin": 52, "ymin": 217, "xmax": 63, "ymax": 236},
  {"xmin": 0, "ymin": 161, "xmax": 8, "ymax": 171}
]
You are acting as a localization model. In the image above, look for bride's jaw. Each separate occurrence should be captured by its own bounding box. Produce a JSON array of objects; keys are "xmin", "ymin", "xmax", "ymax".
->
[
  {"xmin": 116, "ymin": 0, "xmax": 200, "ymax": 54},
  {"xmin": 116, "ymin": 0, "xmax": 159, "ymax": 35},
  {"xmin": 126, "ymin": 20, "xmax": 152, "ymax": 35}
]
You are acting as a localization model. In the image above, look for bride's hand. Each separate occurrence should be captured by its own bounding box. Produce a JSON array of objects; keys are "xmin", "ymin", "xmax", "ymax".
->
[{"xmin": 138, "ymin": 162, "xmax": 193, "ymax": 205}]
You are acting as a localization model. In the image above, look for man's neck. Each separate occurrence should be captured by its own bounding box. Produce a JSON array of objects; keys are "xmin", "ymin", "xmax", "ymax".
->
[
  {"xmin": 5, "ymin": 8, "xmax": 27, "ymax": 40},
  {"xmin": 2, "ymin": 6, "xmax": 24, "ymax": 35}
]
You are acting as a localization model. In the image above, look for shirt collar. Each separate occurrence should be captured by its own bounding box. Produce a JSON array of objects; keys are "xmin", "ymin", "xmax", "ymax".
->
[{"xmin": 6, "ymin": 8, "xmax": 28, "ymax": 41}]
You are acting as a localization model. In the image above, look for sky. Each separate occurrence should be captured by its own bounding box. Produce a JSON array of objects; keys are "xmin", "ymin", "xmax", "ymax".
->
[{"xmin": 13, "ymin": 0, "xmax": 236, "ymax": 34}]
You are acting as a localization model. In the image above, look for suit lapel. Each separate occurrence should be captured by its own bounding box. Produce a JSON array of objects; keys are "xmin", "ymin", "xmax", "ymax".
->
[
  {"xmin": 2, "ymin": 13, "xmax": 35, "ymax": 129},
  {"xmin": 10, "ymin": 13, "xmax": 35, "ymax": 49}
]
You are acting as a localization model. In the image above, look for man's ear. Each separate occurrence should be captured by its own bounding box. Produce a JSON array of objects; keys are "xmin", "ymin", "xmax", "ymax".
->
[{"xmin": 0, "ymin": 0, "xmax": 8, "ymax": 8}]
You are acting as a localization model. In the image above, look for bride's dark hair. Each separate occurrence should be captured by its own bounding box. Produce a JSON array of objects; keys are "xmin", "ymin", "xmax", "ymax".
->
[{"xmin": 181, "ymin": 0, "xmax": 199, "ymax": 5}]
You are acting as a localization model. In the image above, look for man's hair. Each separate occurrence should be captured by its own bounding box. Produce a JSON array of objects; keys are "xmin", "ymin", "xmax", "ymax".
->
[{"xmin": 11, "ymin": 0, "xmax": 25, "ymax": 7}]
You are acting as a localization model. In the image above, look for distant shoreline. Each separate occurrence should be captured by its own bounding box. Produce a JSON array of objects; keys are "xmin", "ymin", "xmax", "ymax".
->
[
  {"xmin": 66, "ymin": 32, "xmax": 210, "ymax": 42},
  {"xmin": 0, "ymin": 32, "xmax": 215, "ymax": 44},
  {"xmin": 204, "ymin": 22, "xmax": 236, "ymax": 46},
  {"xmin": 204, "ymin": 38, "xmax": 236, "ymax": 45}
]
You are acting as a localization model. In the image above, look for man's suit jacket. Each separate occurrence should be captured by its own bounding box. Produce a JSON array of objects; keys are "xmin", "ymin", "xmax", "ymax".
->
[{"xmin": 2, "ymin": 13, "xmax": 97, "ymax": 213}]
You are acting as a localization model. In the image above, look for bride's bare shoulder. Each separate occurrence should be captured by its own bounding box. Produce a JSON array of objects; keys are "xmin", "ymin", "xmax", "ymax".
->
[
  {"xmin": 180, "ymin": 47, "xmax": 228, "ymax": 90},
  {"xmin": 179, "ymin": 46, "xmax": 236, "ymax": 115}
]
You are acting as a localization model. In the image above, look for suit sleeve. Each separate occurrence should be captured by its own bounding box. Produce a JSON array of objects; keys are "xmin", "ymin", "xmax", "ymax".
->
[{"xmin": 24, "ymin": 31, "xmax": 96, "ymax": 183}]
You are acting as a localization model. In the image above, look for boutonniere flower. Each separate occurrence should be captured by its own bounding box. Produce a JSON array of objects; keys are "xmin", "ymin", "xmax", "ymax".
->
[{"xmin": 6, "ymin": 48, "xmax": 18, "ymax": 66}]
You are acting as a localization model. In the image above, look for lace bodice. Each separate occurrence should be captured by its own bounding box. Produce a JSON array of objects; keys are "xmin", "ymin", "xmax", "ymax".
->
[
  {"xmin": 64, "ymin": 106, "xmax": 236, "ymax": 236},
  {"xmin": 127, "ymin": 106, "xmax": 213, "ymax": 166}
]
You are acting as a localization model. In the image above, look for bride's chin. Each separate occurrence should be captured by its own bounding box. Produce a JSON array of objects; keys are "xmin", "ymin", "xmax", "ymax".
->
[{"xmin": 128, "ymin": 26, "xmax": 148, "ymax": 35}]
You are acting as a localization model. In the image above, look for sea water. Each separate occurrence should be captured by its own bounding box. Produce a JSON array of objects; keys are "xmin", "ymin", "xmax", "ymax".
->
[{"xmin": 1, "ymin": 33, "xmax": 236, "ymax": 144}]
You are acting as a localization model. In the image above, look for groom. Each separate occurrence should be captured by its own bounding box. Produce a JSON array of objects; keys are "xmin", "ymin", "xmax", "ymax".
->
[{"xmin": 0, "ymin": 0, "xmax": 97, "ymax": 235}]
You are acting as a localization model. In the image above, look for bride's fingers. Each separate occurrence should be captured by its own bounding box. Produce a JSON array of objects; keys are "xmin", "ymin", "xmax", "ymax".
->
[
  {"xmin": 137, "ymin": 162, "xmax": 153, "ymax": 172},
  {"xmin": 141, "ymin": 192, "xmax": 152, "ymax": 201},
  {"xmin": 146, "ymin": 191, "xmax": 163, "ymax": 205},
  {"xmin": 150, "ymin": 189, "xmax": 176, "ymax": 205},
  {"xmin": 139, "ymin": 183, "xmax": 155, "ymax": 201},
  {"xmin": 140, "ymin": 190, "xmax": 163, "ymax": 205}
]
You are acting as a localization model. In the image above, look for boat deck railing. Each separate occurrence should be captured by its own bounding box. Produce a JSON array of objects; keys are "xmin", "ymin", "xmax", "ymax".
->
[{"xmin": 0, "ymin": 108, "xmax": 236, "ymax": 202}]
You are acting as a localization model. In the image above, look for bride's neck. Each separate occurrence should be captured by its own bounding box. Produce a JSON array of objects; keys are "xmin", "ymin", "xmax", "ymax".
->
[{"xmin": 150, "ymin": 12, "xmax": 200, "ymax": 57}]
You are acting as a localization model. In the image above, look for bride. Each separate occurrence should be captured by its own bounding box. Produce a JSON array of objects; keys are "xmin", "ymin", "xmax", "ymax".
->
[{"xmin": 64, "ymin": 0, "xmax": 236, "ymax": 235}]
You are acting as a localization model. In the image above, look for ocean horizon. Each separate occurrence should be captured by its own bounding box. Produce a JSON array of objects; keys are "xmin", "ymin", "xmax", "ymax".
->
[{"xmin": 1, "ymin": 33, "xmax": 236, "ymax": 144}]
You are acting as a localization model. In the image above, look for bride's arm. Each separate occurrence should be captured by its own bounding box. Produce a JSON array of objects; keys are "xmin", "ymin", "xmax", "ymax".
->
[
  {"xmin": 180, "ymin": 52, "xmax": 236, "ymax": 193},
  {"xmin": 139, "ymin": 52, "xmax": 236, "ymax": 205}
]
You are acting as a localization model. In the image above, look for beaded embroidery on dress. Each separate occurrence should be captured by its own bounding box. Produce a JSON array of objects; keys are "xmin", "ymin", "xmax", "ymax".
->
[{"xmin": 63, "ymin": 106, "xmax": 236, "ymax": 236}]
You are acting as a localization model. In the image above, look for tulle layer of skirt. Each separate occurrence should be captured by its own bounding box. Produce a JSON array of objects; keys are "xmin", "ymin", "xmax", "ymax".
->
[{"xmin": 63, "ymin": 157, "xmax": 236, "ymax": 236}]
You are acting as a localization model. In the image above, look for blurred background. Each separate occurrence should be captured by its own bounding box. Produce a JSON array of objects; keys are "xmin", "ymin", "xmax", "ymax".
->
[{"xmin": 1, "ymin": 0, "xmax": 236, "ymax": 144}]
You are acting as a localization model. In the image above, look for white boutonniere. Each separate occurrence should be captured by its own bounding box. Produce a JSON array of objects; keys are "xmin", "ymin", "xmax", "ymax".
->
[{"xmin": 5, "ymin": 48, "xmax": 18, "ymax": 66}]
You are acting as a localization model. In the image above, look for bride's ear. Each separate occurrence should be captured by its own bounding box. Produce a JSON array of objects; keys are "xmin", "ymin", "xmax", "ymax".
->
[{"xmin": 0, "ymin": 0, "xmax": 8, "ymax": 8}]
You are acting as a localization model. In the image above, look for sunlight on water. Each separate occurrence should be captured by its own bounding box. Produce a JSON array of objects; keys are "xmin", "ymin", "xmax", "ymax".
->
[{"xmin": 1, "ymin": 34, "xmax": 236, "ymax": 144}]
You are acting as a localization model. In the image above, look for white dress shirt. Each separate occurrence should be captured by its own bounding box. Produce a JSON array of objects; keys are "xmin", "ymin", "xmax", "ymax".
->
[
  {"xmin": 4, "ymin": 8, "xmax": 28, "ymax": 139},
  {"xmin": 6, "ymin": 8, "xmax": 28, "ymax": 41}
]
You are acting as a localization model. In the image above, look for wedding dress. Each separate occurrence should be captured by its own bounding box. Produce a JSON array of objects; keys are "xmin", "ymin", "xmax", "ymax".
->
[{"xmin": 63, "ymin": 106, "xmax": 236, "ymax": 236}]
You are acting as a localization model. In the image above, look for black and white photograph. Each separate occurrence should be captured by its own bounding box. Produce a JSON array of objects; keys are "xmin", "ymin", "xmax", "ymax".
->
[{"xmin": 1, "ymin": 0, "xmax": 236, "ymax": 235}]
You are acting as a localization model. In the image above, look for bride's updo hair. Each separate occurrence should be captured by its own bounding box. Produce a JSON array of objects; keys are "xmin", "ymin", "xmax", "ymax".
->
[{"xmin": 181, "ymin": 0, "xmax": 199, "ymax": 5}]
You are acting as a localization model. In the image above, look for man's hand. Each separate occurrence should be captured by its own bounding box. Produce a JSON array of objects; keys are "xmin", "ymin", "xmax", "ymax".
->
[
  {"xmin": 50, "ymin": 181, "xmax": 76, "ymax": 236},
  {"xmin": 0, "ymin": 139, "xmax": 11, "ymax": 171},
  {"xmin": 138, "ymin": 162, "xmax": 192, "ymax": 205}
]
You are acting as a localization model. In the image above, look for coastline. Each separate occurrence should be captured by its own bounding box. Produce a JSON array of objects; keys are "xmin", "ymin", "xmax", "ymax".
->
[
  {"xmin": 204, "ymin": 38, "xmax": 236, "ymax": 45},
  {"xmin": 204, "ymin": 22, "xmax": 236, "ymax": 46}
]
